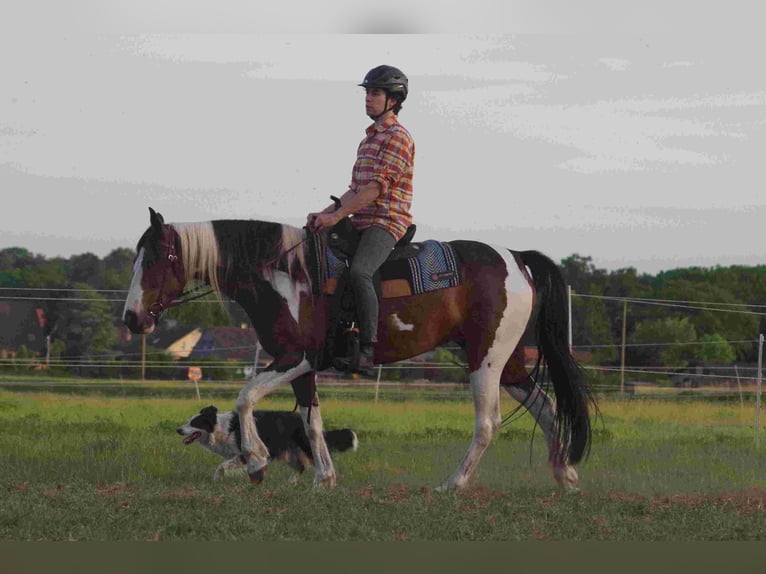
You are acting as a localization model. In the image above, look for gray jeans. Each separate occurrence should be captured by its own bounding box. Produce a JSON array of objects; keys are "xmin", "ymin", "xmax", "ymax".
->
[{"xmin": 349, "ymin": 226, "xmax": 396, "ymax": 344}]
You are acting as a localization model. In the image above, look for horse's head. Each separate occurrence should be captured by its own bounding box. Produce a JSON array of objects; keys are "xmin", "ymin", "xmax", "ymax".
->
[{"xmin": 122, "ymin": 207, "xmax": 186, "ymax": 334}]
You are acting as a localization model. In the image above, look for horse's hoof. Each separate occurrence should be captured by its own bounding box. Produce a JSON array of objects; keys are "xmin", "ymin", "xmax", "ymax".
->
[
  {"xmin": 248, "ymin": 466, "xmax": 268, "ymax": 484},
  {"xmin": 553, "ymin": 465, "xmax": 579, "ymax": 492},
  {"xmin": 434, "ymin": 482, "xmax": 458, "ymax": 493},
  {"xmin": 314, "ymin": 473, "xmax": 337, "ymax": 489}
]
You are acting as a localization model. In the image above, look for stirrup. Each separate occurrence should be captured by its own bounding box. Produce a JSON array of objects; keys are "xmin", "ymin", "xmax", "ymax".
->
[{"xmin": 333, "ymin": 351, "xmax": 375, "ymax": 376}]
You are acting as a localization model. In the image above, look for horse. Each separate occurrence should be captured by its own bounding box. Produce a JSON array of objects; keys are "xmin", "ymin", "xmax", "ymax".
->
[{"xmin": 123, "ymin": 207, "xmax": 593, "ymax": 491}]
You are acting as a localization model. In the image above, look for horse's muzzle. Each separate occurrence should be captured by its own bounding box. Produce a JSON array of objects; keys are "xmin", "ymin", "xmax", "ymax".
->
[{"xmin": 123, "ymin": 309, "xmax": 155, "ymax": 334}]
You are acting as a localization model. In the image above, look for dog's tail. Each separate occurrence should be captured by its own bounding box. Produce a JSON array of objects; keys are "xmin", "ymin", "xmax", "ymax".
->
[{"xmin": 323, "ymin": 429, "xmax": 358, "ymax": 452}]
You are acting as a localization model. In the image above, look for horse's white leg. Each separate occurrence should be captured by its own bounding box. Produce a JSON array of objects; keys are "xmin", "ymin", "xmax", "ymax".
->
[
  {"xmin": 438, "ymin": 365, "xmax": 504, "ymax": 491},
  {"xmin": 438, "ymin": 246, "xmax": 534, "ymax": 491},
  {"xmin": 299, "ymin": 403, "xmax": 337, "ymax": 488},
  {"xmin": 503, "ymin": 380, "xmax": 580, "ymax": 491},
  {"xmin": 235, "ymin": 358, "xmax": 312, "ymax": 482}
]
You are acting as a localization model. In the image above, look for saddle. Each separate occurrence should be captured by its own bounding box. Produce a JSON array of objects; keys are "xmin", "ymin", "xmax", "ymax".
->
[{"xmin": 305, "ymin": 197, "xmax": 461, "ymax": 372}]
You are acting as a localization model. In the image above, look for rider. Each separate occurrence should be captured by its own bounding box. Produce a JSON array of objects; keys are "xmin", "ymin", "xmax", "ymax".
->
[{"xmin": 307, "ymin": 65, "xmax": 415, "ymax": 376}]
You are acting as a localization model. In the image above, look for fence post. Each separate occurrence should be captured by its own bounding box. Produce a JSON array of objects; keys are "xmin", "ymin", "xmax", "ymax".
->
[
  {"xmin": 756, "ymin": 334, "xmax": 763, "ymax": 447},
  {"xmin": 375, "ymin": 365, "xmax": 382, "ymax": 403},
  {"xmin": 620, "ymin": 300, "xmax": 627, "ymax": 394},
  {"xmin": 734, "ymin": 364, "xmax": 744, "ymax": 414},
  {"xmin": 567, "ymin": 285, "xmax": 573, "ymax": 351}
]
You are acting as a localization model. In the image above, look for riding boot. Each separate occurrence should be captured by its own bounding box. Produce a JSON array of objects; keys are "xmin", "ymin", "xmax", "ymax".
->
[
  {"xmin": 333, "ymin": 342, "xmax": 376, "ymax": 377},
  {"xmin": 356, "ymin": 343, "xmax": 375, "ymax": 377}
]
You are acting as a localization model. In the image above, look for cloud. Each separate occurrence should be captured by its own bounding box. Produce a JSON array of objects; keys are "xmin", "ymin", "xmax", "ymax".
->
[
  {"xmin": 421, "ymin": 82, "xmax": 765, "ymax": 174},
  {"xmin": 599, "ymin": 58, "xmax": 631, "ymax": 72},
  {"xmin": 663, "ymin": 60, "xmax": 695, "ymax": 68}
]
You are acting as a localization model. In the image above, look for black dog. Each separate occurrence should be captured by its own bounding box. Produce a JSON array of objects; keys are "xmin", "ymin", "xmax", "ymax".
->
[{"xmin": 177, "ymin": 405, "xmax": 358, "ymax": 482}]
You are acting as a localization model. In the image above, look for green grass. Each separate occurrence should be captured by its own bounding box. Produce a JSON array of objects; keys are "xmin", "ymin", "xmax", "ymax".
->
[{"xmin": 0, "ymin": 388, "xmax": 764, "ymax": 541}]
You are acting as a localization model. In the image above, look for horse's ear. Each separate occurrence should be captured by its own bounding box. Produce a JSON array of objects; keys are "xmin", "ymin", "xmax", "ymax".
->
[{"xmin": 149, "ymin": 207, "xmax": 164, "ymax": 232}]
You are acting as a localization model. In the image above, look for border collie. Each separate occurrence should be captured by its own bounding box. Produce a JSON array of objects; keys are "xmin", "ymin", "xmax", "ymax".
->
[{"xmin": 177, "ymin": 405, "xmax": 358, "ymax": 482}]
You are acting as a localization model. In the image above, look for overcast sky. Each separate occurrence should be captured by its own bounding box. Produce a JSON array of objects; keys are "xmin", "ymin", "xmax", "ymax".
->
[{"xmin": 1, "ymin": 2, "xmax": 764, "ymax": 274}]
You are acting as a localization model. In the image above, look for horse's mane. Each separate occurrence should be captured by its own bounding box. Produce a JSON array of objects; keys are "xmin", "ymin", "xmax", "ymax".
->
[
  {"xmin": 172, "ymin": 222, "xmax": 223, "ymax": 296},
  {"xmin": 277, "ymin": 224, "xmax": 310, "ymax": 287},
  {"xmin": 172, "ymin": 220, "xmax": 310, "ymax": 295}
]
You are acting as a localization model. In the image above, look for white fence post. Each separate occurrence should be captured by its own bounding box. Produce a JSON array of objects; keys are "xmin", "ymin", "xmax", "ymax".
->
[
  {"xmin": 756, "ymin": 334, "xmax": 763, "ymax": 447},
  {"xmin": 567, "ymin": 285, "xmax": 573, "ymax": 351}
]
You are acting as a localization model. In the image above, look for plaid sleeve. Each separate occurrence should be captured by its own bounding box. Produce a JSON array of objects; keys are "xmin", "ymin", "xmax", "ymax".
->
[{"xmin": 373, "ymin": 128, "xmax": 414, "ymax": 189}]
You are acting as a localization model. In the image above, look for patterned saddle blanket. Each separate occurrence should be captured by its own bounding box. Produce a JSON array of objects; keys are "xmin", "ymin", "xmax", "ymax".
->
[{"xmin": 308, "ymin": 237, "xmax": 461, "ymax": 298}]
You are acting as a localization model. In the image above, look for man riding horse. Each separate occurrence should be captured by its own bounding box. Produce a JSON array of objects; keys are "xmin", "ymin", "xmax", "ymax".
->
[{"xmin": 307, "ymin": 65, "xmax": 415, "ymax": 376}]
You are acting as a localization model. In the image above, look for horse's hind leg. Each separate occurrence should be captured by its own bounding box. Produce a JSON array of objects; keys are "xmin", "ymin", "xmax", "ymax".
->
[
  {"xmin": 438, "ymin": 364, "xmax": 504, "ymax": 491},
  {"xmin": 292, "ymin": 372, "xmax": 336, "ymax": 488},
  {"xmin": 502, "ymin": 374, "xmax": 580, "ymax": 491},
  {"xmin": 439, "ymin": 248, "xmax": 534, "ymax": 491}
]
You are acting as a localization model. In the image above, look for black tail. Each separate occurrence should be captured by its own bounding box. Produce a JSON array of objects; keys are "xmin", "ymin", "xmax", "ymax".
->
[
  {"xmin": 323, "ymin": 429, "xmax": 359, "ymax": 453},
  {"xmin": 518, "ymin": 250, "xmax": 593, "ymax": 464}
]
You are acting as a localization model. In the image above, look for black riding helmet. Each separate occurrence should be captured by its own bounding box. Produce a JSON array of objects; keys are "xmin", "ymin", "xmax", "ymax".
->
[{"xmin": 358, "ymin": 65, "xmax": 408, "ymax": 103}]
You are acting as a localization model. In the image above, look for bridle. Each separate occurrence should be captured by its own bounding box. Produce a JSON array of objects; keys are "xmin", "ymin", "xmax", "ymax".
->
[
  {"xmin": 147, "ymin": 230, "xmax": 214, "ymax": 319},
  {"xmin": 146, "ymin": 223, "xmax": 310, "ymax": 320}
]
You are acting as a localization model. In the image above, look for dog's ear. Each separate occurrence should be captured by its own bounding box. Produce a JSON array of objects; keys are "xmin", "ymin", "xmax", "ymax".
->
[{"xmin": 200, "ymin": 405, "xmax": 218, "ymax": 424}]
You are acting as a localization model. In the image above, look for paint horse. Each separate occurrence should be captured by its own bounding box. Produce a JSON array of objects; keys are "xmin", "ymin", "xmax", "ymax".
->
[{"xmin": 123, "ymin": 208, "xmax": 593, "ymax": 491}]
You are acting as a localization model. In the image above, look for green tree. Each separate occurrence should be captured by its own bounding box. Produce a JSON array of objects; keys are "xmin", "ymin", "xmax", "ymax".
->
[
  {"xmin": 104, "ymin": 248, "xmax": 136, "ymax": 290},
  {"xmin": 631, "ymin": 316, "xmax": 697, "ymax": 370},
  {"xmin": 67, "ymin": 253, "xmax": 104, "ymax": 289},
  {"xmin": 694, "ymin": 333, "xmax": 736, "ymax": 363},
  {"xmin": 163, "ymin": 293, "xmax": 233, "ymax": 328},
  {"xmin": 560, "ymin": 254, "xmax": 616, "ymax": 364},
  {"xmin": 53, "ymin": 283, "xmax": 118, "ymax": 375},
  {"xmin": 46, "ymin": 338, "xmax": 68, "ymax": 376},
  {"xmin": 424, "ymin": 347, "xmax": 466, "ymax": 382},
  {"xmin": 655, "ymin": 279, "xmax": 758, "ymax": 361}
]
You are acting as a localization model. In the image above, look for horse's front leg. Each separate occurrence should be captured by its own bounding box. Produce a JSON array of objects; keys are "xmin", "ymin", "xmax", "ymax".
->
[
  {"xmin": 235, "ymin": 358, "xmax": 313, "ymax": 483},
  {"xmin": 214, "ymin": 456, "xmax": 245, "ymax": 481},
  {"xmin": 300, "ymin": 402, "xmax": 336, "ymax": 488}
]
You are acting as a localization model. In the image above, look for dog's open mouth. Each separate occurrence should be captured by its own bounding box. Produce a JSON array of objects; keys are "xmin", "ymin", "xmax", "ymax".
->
[{"xmin": 183, "ymin": 431, "xmax": 202, "ymax": 445}]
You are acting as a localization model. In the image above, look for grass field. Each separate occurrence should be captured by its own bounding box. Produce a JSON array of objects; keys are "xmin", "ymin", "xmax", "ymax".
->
[{"xmin": 0, "ymin": 383, "xmax": 764, "ymax": 542}]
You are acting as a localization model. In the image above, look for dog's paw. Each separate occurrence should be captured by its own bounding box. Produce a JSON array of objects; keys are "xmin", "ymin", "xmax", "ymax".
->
[{"xmin": 248, "ymin": 465, "xmax": 268, "ymax": 484}]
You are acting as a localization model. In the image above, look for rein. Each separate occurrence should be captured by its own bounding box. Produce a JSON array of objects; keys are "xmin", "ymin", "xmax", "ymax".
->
[
  {"xmin": 150, "ymin": 225, "xmax": 312, "ymax": 320},
  {"xmin": 255, "ymin": 228, "xmax": 311, "ymax": 276}
]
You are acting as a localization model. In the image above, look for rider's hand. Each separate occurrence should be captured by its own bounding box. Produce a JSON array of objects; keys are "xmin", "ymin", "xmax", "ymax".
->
[{"xmin": 308, "ymin": 212, "xmax": 340, "ymax": 232}]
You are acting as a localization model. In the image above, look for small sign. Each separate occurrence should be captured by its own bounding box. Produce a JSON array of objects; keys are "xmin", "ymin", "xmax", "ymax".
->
[{"xmin": 187, "ymin": 366, "xmax": 202, "ymax": 382}]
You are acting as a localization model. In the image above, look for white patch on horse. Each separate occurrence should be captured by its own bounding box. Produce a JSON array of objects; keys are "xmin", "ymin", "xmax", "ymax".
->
[
  {"xmin": 477, "ymin": 246, "xmax": 534, "ymax": 373},
  {"xmin": 389, "ymin": 313, "xmax": 414, "ymax": 331},
  {"xmin": 122, "ymin": 248, "xmax": 145, "ymax": 320},
  {"xmin": 265, "ymin": 269, "xmax": 310, "ymax": 323}
]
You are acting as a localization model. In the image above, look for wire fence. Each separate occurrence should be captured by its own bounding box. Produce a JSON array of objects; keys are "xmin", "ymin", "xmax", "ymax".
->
[{"xmin": 1, "ymin": 285, "xmax": 765, "ymax": 399}]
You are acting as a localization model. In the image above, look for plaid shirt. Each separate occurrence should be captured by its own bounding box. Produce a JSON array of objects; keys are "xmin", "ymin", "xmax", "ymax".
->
[{"xmin": 349, "ymin": 114, "xmax": 415, "ymax": 241}]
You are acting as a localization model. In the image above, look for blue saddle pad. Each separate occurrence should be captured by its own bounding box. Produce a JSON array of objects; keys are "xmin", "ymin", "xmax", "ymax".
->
[{"xmin": 324, "ymin": 239, "xmax": 460, "ymax": 296}]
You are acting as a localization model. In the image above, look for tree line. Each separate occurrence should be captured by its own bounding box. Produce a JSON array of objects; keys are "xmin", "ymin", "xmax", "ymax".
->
[
  {"xmin": 560, "ymin": 254, "xmax": 766, "ymax": 370},
  {"xmin": 1, "ymin": 246, "xmax": 765, "ymax": 380},
  {"xmin": 0, "ymin": 246, "xmax": 231, "ymax": 376}
]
